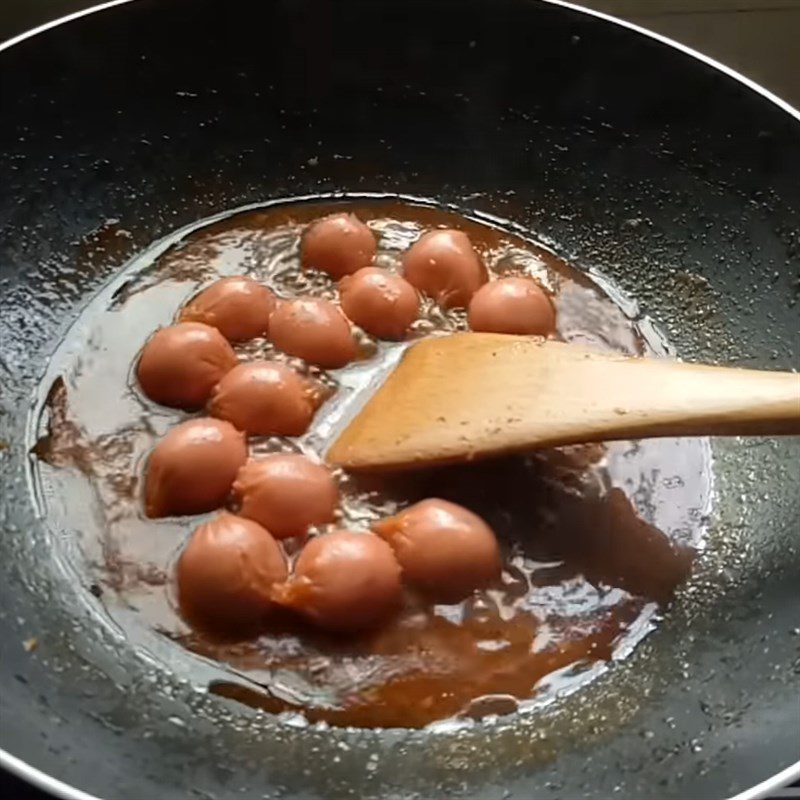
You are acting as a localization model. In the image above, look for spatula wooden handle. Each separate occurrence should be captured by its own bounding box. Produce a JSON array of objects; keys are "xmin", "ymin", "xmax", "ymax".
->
[
  {"xmin": 552, "ymin": 355, "xmax": 800, "ymax": 442},
  {"xmin": 329, "ymin": 335, "xmax": 800, "ymax": 471}
]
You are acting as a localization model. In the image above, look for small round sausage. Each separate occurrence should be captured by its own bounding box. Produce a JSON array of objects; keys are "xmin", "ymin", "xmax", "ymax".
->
[
  {"xmin": 274, "ymin": 530, "xmax": 402, "ymax": 632},
  {"xmin": 144, "ymin": 418, "xmax": 247, "ymax": 518},
  {"xmin": 233, "ymin": 454, "xmax": 339, "ymax": 539},
  {"xmin": 136, "ymin": 322, "xmax": 237, "ymax": 409},
  {"xmin": 468, "ymin": 277, "xmax": 555, "ymax": 336},
  {"xmin": 176, "ymin": 512, "xmax": 288, "ymax": 636},
  {"xmin": 402, "ymin": 229, "xmax": 487, "ymax": 309},
  {"xmin": 339, "ymin": 267, "xmax": 419, "ymax": 340},
  {"xmin": 179, "ymin": 276, "xmax": 276, "ymax": 342},
  {"xmin": 373, "ymin": 498, "xmax": 501, "ymax": 603},
  {"xmin": 301, "ymin": 213, "xmax": 376, "ymax": 279},
  {"xmin": 208, "ymin": 361, "xmax": 318, "ymax": 436},
  {"xmin": 269, "ymin": 297, "xmax": 357, "ymax": 368}
]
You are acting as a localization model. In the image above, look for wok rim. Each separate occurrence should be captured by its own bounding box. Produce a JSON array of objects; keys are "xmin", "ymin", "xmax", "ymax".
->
[{"xmin": 0, "ymin": 1, "xmax": 797, "ymax": 799}]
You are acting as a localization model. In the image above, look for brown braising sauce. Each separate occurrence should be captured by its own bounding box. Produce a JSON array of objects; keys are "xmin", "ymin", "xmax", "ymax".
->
[{"xmin": 31, "ymin": 198, "xmax": 712, "ymax": 729}]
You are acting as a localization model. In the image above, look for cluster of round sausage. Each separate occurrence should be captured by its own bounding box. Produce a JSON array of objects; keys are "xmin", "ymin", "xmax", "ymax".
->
[{"xmin": 135, "ymin": 212, "xmax": 557, "ymax": 636}]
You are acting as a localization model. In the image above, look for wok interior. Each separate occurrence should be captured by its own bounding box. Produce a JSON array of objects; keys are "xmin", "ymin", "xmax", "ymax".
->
[{"xmin": 0, "ymin": 1, "xmax": 797, "ymax": 798}]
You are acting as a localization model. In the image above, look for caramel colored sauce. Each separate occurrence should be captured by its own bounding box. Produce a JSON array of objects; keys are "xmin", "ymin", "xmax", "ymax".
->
[{"xmin": 31, "ymin": 197, "xmax": 712, "ymax": 728}]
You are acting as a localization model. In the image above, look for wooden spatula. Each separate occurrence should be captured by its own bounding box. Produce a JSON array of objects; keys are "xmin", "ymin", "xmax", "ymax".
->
[{"xmin": 327, "ymin": 333, "xmax": 800, "ymax": 471}]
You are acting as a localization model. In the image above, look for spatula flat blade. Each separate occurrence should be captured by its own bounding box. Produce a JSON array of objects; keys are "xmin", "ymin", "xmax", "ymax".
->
[
  {"xmin": 328, "ymin": 334, "xmax": 623, "ymax": 469},
  {"xmin": 327, "ymin": 333, "xmax": 800, "ymax": 471}
]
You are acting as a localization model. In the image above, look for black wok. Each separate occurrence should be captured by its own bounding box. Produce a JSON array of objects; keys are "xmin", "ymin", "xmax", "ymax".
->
[{"xmin": 0, "ymin": 1, "xmax": 798, "ymax": 798}]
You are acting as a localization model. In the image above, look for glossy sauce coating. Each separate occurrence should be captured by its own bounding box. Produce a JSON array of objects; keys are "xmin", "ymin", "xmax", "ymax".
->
[
  {"xmin": 274, "ymin": 530, "xmax": 402, "ymax": 633},
  {"xmin": 179, "ymin": 276, "xmax": 276, "ymax": 342},
  {"xmin": 233, "ymin": 454, "xmax": 339, "ymax": 539},
  {"xmin": 269, "ymin": 297, "xmax": 357, "ymax": 368},
  {"xmin": 208, "ymin": 361, "xmax": 317, "ymax": 436},
  {"xmin": 300, "ymin": 213, "xmax": 376, "ymax": 278},
  {"xmin": 33, "ymin": 200, "xmax": 711, "ymax": 729},
  {"xmin": 144, "ymin": 418, "xmax": 247, "ymax": 518},
  {"xmin": 403, "ymin": 228, "xmax": 487, "ymax": 308},
  {"xmin": 374, "ymin": 498, "xmax": 502, "ymax": 602},
  {"xmin": 136, "ymin": 322, "xmax": 237, "ymax": 409},
  {"xmin": 339, "ymin": 267, "xmax": 419, "ymax": 340},
  {"xmin": 177, "ymin": 512, "xmax": 287, "ymax": 636},
  {"xmin": 468, "ymin": 276, "xmax": 556, "ymax": 336}
]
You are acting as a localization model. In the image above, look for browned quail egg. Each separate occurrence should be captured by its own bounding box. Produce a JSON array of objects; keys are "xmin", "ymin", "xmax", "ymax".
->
[
  {"xmin": 233, "ymin": 454, "xmax": 339, "ymax": 539},
  {"xmin": 179, "ymin": 276, "xmax": 276, "ymax": 342},
  {"xmin": 208, "ymin": 361, "xmax": 318, "ymax": 436},
  {"xmin": 301, "ymin": 213, "xmax": 376, "ymax": 279},
  {"xmin": 374, "ymin": 498, "xmax": 501, "ymax": 603},
  {"xmin": 273, "ymin": 530, "xmax": 402, "ymax": 633},
  {"xmin": 468, "ymin": 276, "xmax": 556, "ymax": 336},
  {"xmin": 144, "ymin": 418, "xmax": 247, "ymax": 518},
  {"xmin": 339, "ymin": 267, "xmax": 419, "ymax": 340},
  {"xmin": 176, "ymin": 512, "xmax": 288, "ymax": 636},
  {"xmin": 402, "ymin": 229, "xmax": 487, "ymax": 309},
  {"xmin": 269, "ymin": 297, "xmax": 357, "ymax": 368},
  {"xmin": 136, "ymin": 322, "xmax": 237, "ymax": 409}
]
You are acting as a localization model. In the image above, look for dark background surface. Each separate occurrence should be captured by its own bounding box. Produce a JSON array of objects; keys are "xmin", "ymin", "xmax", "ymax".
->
[
  {"xmin": 3, "ymin": 772, "xmax": 51, "ymax": 800},
  {"xmin": 0, "ymin": 2, "xmax": 797, "ymax": 799},
  {"xmin": 2, "ymin": 0, "xmax": 800, "ymax": 107}
]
